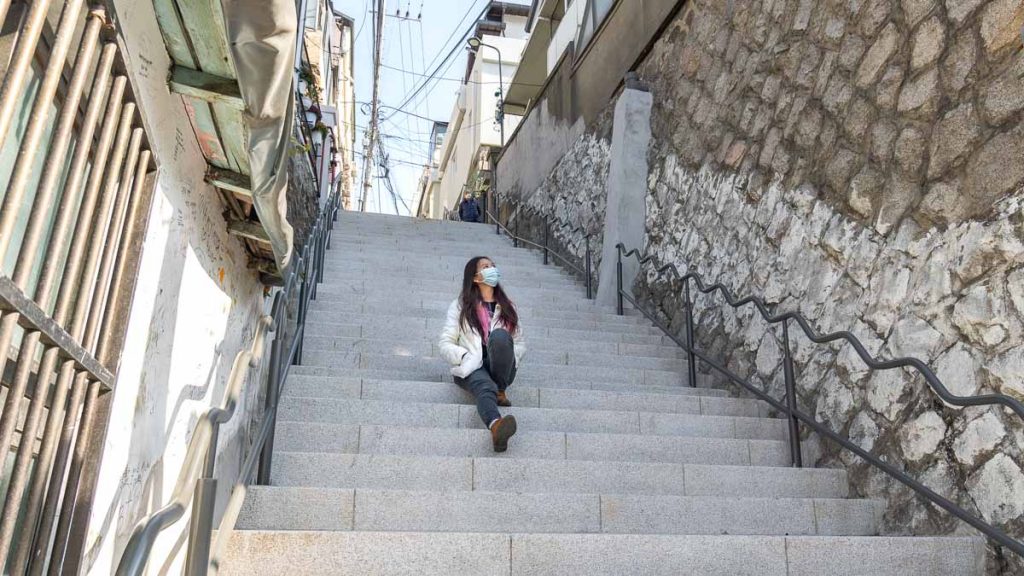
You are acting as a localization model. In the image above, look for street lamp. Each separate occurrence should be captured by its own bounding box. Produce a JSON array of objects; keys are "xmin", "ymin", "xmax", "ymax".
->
[{"xmin": 466, "ymin": 36, "xmax": 506, "ymax": 227}]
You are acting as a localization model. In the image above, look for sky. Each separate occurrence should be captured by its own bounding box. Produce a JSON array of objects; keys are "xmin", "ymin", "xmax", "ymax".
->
[{"xmin": 331, "ymin": 0, "xmax": 530, "ymax": 215}]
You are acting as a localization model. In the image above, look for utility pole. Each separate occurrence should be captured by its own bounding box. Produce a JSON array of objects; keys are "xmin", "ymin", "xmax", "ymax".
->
[{"xmin": 360, "ymin": 0, "xmax": 386, "ymax": 211}]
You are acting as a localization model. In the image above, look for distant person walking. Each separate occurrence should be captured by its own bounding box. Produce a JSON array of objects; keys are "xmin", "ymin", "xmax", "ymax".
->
[
  {"xmin": 439, "ymin": 256, "xmax": 524, "ymax": 451},
  {"xmin": 458, "ymin": 192, "xmax": 481, "ymax": 222}
]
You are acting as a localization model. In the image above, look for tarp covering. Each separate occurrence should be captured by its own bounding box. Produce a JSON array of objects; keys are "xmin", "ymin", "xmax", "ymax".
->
[{"xmin": 220, "ymin": 0, "xmax": 297, "ymax": 271}]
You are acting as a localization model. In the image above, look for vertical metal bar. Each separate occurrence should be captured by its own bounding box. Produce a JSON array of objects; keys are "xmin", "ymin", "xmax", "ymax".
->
[
  {"xmin": 615, "ymin": 246, "xmax": 623, "ymax": 316},
  {"xmin": 513, "ymin": 211, "xmax": 519, "ymax": 248},
  {"xmin": 585, "ymin": 236, "xmax": 592, "ymax": 300},
  {"xmin": 782, "ymin": 320, "xmax": 803, "ymax": 468},
  {"xmin": 32, "ymin": 44, "xmax": 119, "ymax": 310},
  {"xmin": 26, "ymin": 370, "xmax": 87, "ymax": 576},
  {"xmin": 95, "ymin": 150, "xmax": 152, "ymax": 363},
  {"xmin": 0, "ymin": 0, "xmax": 86, "ymax": 259},
  {"xmin": 543, "ymin": 223, "xmax": 549, "ymax": 265},
  {"xmin": 0, "ymin": 0, "xmax": 57, "ymax": 149},
  {"xmin": 45, "ymin": 100, "xmax": 136, "ymax": 572},
  {"xmin": 7, "ymin": 6, "xmax": 104, "ymax": 288},
  {"xmin": 15, "ymin": 49, "xmax": 119, "ymax": 574},
  {"xmin": 0, "ymin": 19, "xmax": 114, "ymax": 512},
  {"xmin": 49, "ymin": 376, "xmax": 102, "ymax": 575},
  {"xmin": 83, "ymin": 125, "xmax": 143, "ymax": 352},
  {"xmin": 257, "ymin": 327, "xmax": 283, "ymax": 485},
  {"xmin": 184, "ymin": 478, "xmax": 217, "ymax": 576},
  {"xmin": 683, "ymin": 278, "xmax": 698, "ymax": 388}
]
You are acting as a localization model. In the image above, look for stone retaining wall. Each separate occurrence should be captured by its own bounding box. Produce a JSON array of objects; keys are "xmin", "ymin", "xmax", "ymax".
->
[{"xmin": 518, "ymin": 0, "xmax": 1024, "ymax": 571}]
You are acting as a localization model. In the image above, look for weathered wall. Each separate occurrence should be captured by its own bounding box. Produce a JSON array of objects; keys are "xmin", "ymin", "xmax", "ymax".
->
[
  {"xmin": 83, "ymin": 1, "xmax": 270, "ymax": 573},
  {"xmin": 511, "ymin": 0, "xmax": 1024, "ymax": 572},
  {"xmin": 287, "ymin": 150, "xmax": 320, "ymax": 250}
]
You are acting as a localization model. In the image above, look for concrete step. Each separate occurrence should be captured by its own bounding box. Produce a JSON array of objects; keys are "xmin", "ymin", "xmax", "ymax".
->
[
  {"xmin": 275, "ymin": 398, "xmax": 785, "ymax": 439},
  {"xmin": 321, "ymin": 272, "xmax": 577, "ymax": 289},
  {"xmin": 326, "ymin": 252, "xmax": 547, "ymax": 267},
  {"xmin": 220, "ymin": 531, "xmax": 985, "ymax": 576},
  {"xmin": 301, "ymin": 335, "xmax": 685, "ymax": 360},
  {"xmin": 315, "ymin": 282, "xmax": 600, "ymax": 304},
  {"xmin": 303, "ymin": 321, "xmax": 672, "ymax": 345},
  {"xmin": 310, "ymin": 293, "xmax": 639, "ymax": 317},
  {"xmin": 269, "ymin": 453, "xmax": 847, "ymax": 498},
  {"xmin": 302, "ymin": 312, "xmax": 659, "ymax": 335},
  {"xmin": 238, "ymin": 486, "xmax": 881, "ymax": 536},
  {"xmin": 298, "ymin": 345, "xmax": 686, "ymax": 372},
  {"xmin": 284, "ymin": 374, "xmax": 723, "ymax": 400},
  {"xmin": 273, "ymin": 423, "xmax": 790, "ymax": 466},
  {"xmin": 280, "ymin": 380, "xmax": 761, "ymax": 417},
  {"xmin": 321, "ymin": 258, "xmax": 570, "ymax": 276},
  {"xmin": 305, "ymin": 300, "xmax": 648, "ymax": 326},
  {"xmin": 297, "ymin": 353, "xmax": 687, "ymax": 387},
  {"xmin": 289, "ymin": 365, "xmax": 712, "ymax": 392}
]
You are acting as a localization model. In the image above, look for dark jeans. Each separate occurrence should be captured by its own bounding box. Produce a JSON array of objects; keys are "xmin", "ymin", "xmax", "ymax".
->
[{"xmin": 455, "ymin": 329, "xmax": 517, "ymax": 426}]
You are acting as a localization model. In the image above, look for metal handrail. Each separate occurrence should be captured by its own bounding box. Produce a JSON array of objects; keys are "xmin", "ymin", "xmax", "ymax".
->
[
  {"xmin": 614, "ymin": 242, "xmax": 1024, "ymax": 558},
  {"xmin": 115, "ymin": 188, "xmax": 340, "ymax": 575},
  {"xmin": 484, "ymin": 202, "xmax": 594, "ymax": 299}
]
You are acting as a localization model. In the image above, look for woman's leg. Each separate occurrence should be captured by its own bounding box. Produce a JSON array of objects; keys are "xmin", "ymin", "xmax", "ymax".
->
[
  {"xmin": 486, "ymin": 329, "xmax": 517, "ymax": 391},
  {"xmin": 455, "ymin": 369, "xmax": 501, "ymax": 427}
]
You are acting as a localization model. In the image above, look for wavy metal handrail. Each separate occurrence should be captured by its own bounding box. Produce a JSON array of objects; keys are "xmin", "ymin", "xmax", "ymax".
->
[
  {"xmin": 515, "ymin": 201, "xmax": 591, "ymax": 238},
  {"xmin": 617, "ymin": 245, "xmax": 1024, "ymax": 419},
  {"xmin": 116, "ymin": 189, "xmax": 340, "ymax": 575},
  {"xmin": 485, "ymin": 205, "xmax": 593, "ymax": 295},
  {"xmin": 615, "ymin": 242, "xmax": 1024, "ymax": 558}
]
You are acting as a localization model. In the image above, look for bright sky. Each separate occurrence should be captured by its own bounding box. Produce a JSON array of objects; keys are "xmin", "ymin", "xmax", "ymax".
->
[{"xmin": 331, "ymin": 0, "xmax": 529, "ymax": 215}]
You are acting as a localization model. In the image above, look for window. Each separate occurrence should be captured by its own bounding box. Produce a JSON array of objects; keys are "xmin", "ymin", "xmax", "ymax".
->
[{"xmin": 575, "ymin": 0, "xmax": 617, "ymax": 55}]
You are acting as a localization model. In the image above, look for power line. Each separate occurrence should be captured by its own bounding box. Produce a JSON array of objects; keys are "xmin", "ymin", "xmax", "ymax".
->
[
  {"xmin": 387, "ymin": 0, "xmax": 489, "ymax": 117},
  {"xmin": 379, "ymin": 62, "xmax": 541, "ymax": 86},
  {"xmin": 360, "ymin": 0, "xmax": 387, "ymax": 211}
]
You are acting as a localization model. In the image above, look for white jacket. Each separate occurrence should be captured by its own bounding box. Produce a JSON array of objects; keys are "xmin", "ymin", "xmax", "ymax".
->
[{"xmin": 438, "ymin": 299, "xmax": 525, "ymax": 379}]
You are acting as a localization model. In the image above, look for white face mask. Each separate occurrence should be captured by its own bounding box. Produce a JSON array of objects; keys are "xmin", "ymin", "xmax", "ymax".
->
[{"xmin": 479, "ymin": 266, "xmax": 501, "ymax": 287}]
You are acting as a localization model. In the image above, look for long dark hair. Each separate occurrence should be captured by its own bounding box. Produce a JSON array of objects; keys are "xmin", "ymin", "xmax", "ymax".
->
[{"xmin": 459, "ymin": 256, "xmax": 519, "ymax": 337}]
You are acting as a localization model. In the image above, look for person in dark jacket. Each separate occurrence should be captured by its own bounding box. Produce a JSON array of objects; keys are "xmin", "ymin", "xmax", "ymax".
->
[{"xmin": 459, "ymin": 192, "xmax": 481, "ymax": 222}]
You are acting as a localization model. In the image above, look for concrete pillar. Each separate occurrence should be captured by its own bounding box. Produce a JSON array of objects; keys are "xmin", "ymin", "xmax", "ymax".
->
[{"xmin": 596, "ymin": 87, "xmax": 653, "ymax": 308}]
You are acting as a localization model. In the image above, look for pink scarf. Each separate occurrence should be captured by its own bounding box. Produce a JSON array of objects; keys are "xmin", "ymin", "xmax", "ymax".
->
[{"xmin": 475, "ymin": 302, "xmax": 494, "ymax": 345}]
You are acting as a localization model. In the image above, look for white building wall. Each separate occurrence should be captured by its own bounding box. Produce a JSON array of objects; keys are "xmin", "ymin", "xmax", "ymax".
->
[
  {"xmin": 547, "ymin": 0, "xmax": 586, "ymax": 72},
  {"xmin": 83, "ymin": 1, "xmax": 269, "ymax": 573},
  {"xmin": 434, "ymin": 33, "xmax": 525, "ymax": 218}
]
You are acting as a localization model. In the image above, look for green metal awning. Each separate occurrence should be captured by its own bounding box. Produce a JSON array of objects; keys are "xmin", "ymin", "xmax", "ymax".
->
[{"xmin": 152, "ymin": 0, "xmax": 297, "ymax": 277}]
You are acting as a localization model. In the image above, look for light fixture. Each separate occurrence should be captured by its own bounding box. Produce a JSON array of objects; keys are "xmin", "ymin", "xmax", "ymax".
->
[{"xmin": 467, "ymin": 37, "xmax": 481, "ymax": 49}]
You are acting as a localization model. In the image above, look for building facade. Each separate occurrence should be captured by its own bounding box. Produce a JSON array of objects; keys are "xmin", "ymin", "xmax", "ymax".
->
[
  {"xmin": 420, "ymin": 1, "xmax": 531, "ymax": 220},
  {"xmin": 496, "ymin": 0, "xmax": 1024, "ymax": 572}
]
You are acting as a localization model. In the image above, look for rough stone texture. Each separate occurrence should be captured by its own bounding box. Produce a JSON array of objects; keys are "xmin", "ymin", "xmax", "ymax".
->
[
  {"xmin": 502, "ymin": 0, "xmax": 1024, "ymax": 572},
  {"xmin": 287, "ymin": 152, "xmax": 321, "ymax": 250}
]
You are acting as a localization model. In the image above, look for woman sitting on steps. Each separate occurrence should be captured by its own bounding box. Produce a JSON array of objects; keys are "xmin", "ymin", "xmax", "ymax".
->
[{"xmin": 439, "ymin": 256, "xmax": 525, "ymax": 452}]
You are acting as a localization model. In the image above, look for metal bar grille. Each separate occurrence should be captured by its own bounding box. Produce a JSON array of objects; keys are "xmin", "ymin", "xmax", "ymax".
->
[{"xmin": 0, "ymin": 3, "xmax": 158, "ymax": 573}]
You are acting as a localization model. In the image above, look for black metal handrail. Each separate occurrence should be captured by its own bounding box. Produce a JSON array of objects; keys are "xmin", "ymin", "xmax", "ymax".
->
[
  {"xmin": 485, "ymin": 200, "xmax": 594, "ymax": 299},
  {"xmin": 115, "ymin": 187, "xmax": 340, "ymax": 576},
  {"xmin": 614, "ymin": 241, "xmax": 1024, "ymax": 559}
]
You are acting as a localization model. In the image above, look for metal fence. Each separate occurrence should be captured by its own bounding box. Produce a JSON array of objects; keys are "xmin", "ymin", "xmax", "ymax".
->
[{"xmin": 0, "ymin": 2, "xmax": 157, "ymax": 573}]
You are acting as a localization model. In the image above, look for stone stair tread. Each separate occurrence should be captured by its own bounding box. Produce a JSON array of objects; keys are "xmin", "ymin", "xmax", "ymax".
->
[
  {"xmin": 280, "ymin": 380, "xmax": 765, "ymax": 416},
  {"xmin": 269, "ymin": 453, "xmax": 848, "ymax": 499},
  {"xmin": 275, "ymin": 397, "xmax": 785, "ymax": 438},
  {"xmin": 237, "ymin": 485, "xmax": 882, "ymax": 536},
  {"xmin": 272, "ymin": 423, "xmax": 791, "ymax": 466},
  {"xmin": 284, "ymin": 374, "xmax": 727, "ymax": 397},
  {"xmin": 219, "ymin": 531, "xmax": 985, "ymax": 576}
]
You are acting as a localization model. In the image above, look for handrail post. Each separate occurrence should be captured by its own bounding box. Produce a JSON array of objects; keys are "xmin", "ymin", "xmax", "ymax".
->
[
  {"xmin": 183, "ymin": 477, "xmax": 216, "ymax": 576},
  {"xmin": 615, "ymin": 245, "xmax": 623, "ymax": 316},
  {"xmin": 683, "ymin": 278, "xmax": 698, "ymax": 388},
  {"xmin": 585, "ymin": 235, "xmax": 592, "ymax": 300},
  {"xmin": 782, "ymin": 319, "xmax": 803, "ymax": 468},
  {"xmin": 513, "ymin": 211, "xmax": 519, "ymax": 248},
  {"xmin": 257, "ymin": 323, "xmax": 284, "ymax": 485},
  {"xmin": 543, "ymin": 223, "xmax": 549, "ymax": 265}
]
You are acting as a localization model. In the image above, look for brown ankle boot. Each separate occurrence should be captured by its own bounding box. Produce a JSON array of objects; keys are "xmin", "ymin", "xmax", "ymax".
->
[
  {"xmin": 490, "ymin": 415, "xmax": 517, "ymax": 453},
  {"xmin": 496, "ymin": 390, "xmax": 511, "ymax": 407}
]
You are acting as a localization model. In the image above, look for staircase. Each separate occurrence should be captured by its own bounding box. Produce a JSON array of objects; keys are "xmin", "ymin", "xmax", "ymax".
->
[{"xmin": 220, "ymin": 211, "xmax": 985, "ymax": 575}]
